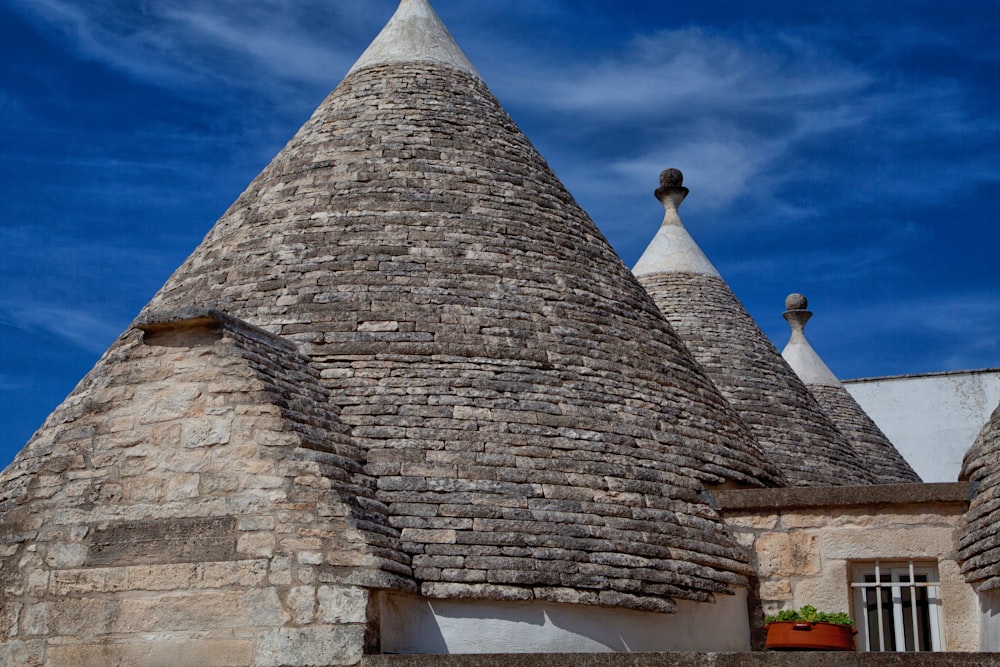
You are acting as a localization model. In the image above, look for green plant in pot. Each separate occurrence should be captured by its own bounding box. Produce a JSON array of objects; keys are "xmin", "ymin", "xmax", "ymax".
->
[{"xmin": 765, "ymin": 605, "xmax": 857, "ymax": 651}]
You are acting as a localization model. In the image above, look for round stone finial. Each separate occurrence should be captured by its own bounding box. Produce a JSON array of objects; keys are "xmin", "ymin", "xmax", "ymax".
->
[
  {"xmin": 660, "ymin": 168, "xmax": 684, "ymax": 188},
  {"xmin": 654, "ymin": 168, "xmax": 689, "ymax": 205},
  {"xmin": 785, "ymin": 293, "xmax": 808, "ymax": 311}
]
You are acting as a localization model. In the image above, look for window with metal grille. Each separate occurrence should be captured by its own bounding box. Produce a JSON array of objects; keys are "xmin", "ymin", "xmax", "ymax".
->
[{"xmin": 850, "ymin": 560, "xmax": 944, "ymax": 652}]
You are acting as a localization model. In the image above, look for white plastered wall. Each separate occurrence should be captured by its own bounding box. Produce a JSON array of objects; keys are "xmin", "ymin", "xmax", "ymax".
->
[
  {"xmin": 845, "ymin": 370, "xmax": 1000, "ymax": 482},
  {"xmin": 980, "ymin": 590, "xmax": 1000, "ymax": 651},
  {"xmin": 379, "ymin": 592, "xmax": 751, "ymax": 653}
]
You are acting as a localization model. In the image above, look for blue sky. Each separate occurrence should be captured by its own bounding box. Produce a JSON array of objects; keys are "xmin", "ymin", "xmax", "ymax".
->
[{"xmin": 2, "ymin": 0, "xmax": 998, "ymax": 466}]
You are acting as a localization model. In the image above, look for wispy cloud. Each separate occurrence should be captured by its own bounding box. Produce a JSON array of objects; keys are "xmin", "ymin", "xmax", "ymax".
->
[
  {"xmin": 0, "ymin": 301, "xmax": 122, "ymax": 354},
  {"xmin": 526, "ymin": 27, "xmax": 996, "ymax": 212},
  {"xmin": 6, "ymin": 0, "xmax": 394, "ymax": 96},
  {"xmin": 773, "ymin": 289, "xmax": 1000, "ymax": 379},
  {"xmin": 532, "ymin": 29, "xmax": 871, "ymax": 116},
  {"xmin": 0, "ymin": 374, "xmax": 22, "ymax": 391}
]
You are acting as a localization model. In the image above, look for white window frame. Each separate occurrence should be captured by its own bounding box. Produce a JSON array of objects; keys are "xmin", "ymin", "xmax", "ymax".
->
[{"xmin": 850, "ymin": 560, "xmax": 944, "ymax": 652}]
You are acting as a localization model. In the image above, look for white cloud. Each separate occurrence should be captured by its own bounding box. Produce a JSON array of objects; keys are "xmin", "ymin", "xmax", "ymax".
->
[
  {"xmin": 0, "ymin": 301, "xmax": 123, "ymax": 354},
  {"xmin": 495, "ymin": 24, "xmax": 1000, "ymax": 226},
  {"xmin": 535, "ymin": 28, "xmax": 871, "ymax": 116},
  {"xmin": 7, "ymin": 0, "xmax": 394, "ymax": 94}
]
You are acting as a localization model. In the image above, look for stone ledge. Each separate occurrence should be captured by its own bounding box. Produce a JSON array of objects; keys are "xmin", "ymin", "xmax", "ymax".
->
[
  {"xmin": 363, "ymin": 653, "xmax": 1000, "ymax": 667},
  {"xmin": 710, "ymin": 483, "xmax": 972, "ymax": 512},
  {"xmin": 133, "ymin": 306, "xmax": 298, "ymax": 351}
]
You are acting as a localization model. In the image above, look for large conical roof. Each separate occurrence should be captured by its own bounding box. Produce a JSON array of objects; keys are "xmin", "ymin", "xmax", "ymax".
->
[
  {"xmin": 634, "ymin": 170, "xmax": 874, "ymax": 487},
  {"xmin": 959, "ymin": 401, "xmax": 1000, "ymax": 590},
  {"xmin": 781, "ymin": 294, "xmax": 920, "ymax": 484},
  {"xmin": 1, "ymin": 0, "xmax": 788, "ymax": 636}
]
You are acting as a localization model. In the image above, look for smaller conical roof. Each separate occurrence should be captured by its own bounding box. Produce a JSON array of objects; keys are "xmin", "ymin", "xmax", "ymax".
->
[
  {"xmin": 780, "ymin": 294, "xmax": 840, "ymax": 387},
  {"xmin": 781, "ymin": 295, "xmax": 920, "ymax": 484},
  {"xmin": 634, "ymin": 170, "xmax": 874, "ymax": 487},
  {"xmin": 959, "ymin": 401, "xmax": 1000, "ymax": 590},
  {"xmin": 348, "ymin": 0, "xmax": 479, "ymax": 78}
]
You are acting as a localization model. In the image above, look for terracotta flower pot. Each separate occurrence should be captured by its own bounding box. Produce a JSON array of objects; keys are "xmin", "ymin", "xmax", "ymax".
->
[{"xmin": 765, "ymin": 621, "xmax": 857, "ymax": 651}]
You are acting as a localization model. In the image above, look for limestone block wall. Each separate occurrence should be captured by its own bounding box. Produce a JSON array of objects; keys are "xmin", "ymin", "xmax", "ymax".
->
[
  {"xmin": 0, "ymin": 313, "xmax": 404, "ymax": 666},
  {"xmin": 714, "ymin": 484, "xmax": 979, "ymax": 652}
]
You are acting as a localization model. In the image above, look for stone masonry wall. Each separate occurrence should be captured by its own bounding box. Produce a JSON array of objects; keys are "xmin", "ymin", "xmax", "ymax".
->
[
  {"xmin": 0, "ymin": 315, "xmax": 398, "ymax": 666},
  {"xmin": 715, "ymin": 485, "xmax": 978, "ymax": 652}
]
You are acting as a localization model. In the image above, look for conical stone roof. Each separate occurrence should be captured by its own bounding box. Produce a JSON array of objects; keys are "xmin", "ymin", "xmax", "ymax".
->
[
  {"xmin": 958, "ymin": 401, "xmax": 1000, "ymax": 590},
  {"xmin": 780, "ymin": 294, "xmax": 920, "ymax": 484},
  {"xmin": 634, "ymin": 170, "xmax": 875, "ymax": 487},
  {"xmin": 0, "ymin": 0, "xmax": 789, "ymax": 629},
  {"xmin": 147, "ymin": 0, "xmax": 789, "ymax": 606}
]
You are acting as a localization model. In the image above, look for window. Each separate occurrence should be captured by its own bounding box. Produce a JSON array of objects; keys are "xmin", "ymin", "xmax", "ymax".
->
[{"xmin": 851, "ymin": 561, "xmax": 943, "ymax": 652}]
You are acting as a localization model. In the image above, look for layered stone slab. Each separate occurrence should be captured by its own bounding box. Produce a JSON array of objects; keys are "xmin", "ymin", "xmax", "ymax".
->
[{"xmin": 959, "ymin": 401, "xmax": 1000, "ymax": 590}]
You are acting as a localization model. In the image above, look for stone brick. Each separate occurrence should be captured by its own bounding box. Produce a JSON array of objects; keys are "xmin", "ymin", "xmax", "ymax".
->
[
  {"xmin": 49, "ymin": 560, "xmax": 269, "ymax": 595},
  {"xmin": 85, "ymin": 516, "xmax": 238, "ymax": 567},
  {"xmin": 47, "ymin": 640, "xmax": 254, "ymax": 667},
  {"xmin": 257, "ymin": 626, "xmax": 365, "ymax": 667},
  {"xmin": 318, "ymin": 585, "xmax": 369, "ymax": 624},
  {"xmin": 0, "ymin": 640, "xmax": 44, "ymax": 667},
  {"xmin": 755, "ymin": 533, "xmax": 820, "ymax": 578}
]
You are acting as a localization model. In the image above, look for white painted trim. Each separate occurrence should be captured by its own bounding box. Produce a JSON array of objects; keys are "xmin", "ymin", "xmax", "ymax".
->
[
  {"xmin": 632, "ymin": 205, "xmax": 720, "ymax": 278},
  {"xmin": 349, "ymin": 0, "xmax": 480, "ymax": 79},
  {"xmin": 782, "ymin": 333, "xmax": 842, "ymax": 388}
]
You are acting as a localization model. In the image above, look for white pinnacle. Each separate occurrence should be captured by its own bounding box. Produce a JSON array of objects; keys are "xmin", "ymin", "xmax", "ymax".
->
[
  {"xmin": 780, "ymin": 294, "xmax": 842, "ymax": 387},
  {"xmin": 632, "ymin": 169, "xmax": 721, "ymax": 278},
  {"xmin": 348, "ymin": 0, "xmax": 480, "ymax": 79}
]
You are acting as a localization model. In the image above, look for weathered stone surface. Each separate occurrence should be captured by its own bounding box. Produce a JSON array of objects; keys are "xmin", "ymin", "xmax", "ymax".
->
[
  {"xmin": 85, "ymin": 516, "xmax": 238, "ymax": 566},
  {"xmin": 808, "ymin": 384, "xmax": 921, "ymax": 484},
  {"xmin": 319, "ymin": 585, "xmax": 371, "ymax": 624},
  {"xmin": 257, "ymin": 625, "xmax": 366, "ymax": 667},
  {"xmin": 49, "ymin": 560, "xmax": 269, "ymax": 595},
  {"xmin": 755, "ymin": 533, "xmax": 820, "ymax": 578},
  {"xmin": 0, "ymin": 640, "xmax": 45, "ymax": 666},
  {"xmin": 959, "ymin": 401, "xmax": 1000, "ymax": 590},
  {"xmin": 638, "ymin": 272, "xmax": 872, "ymax": 487},
  {"xmin": 47, "ymin": 639, "xmax": 255, "ymax": 667}
]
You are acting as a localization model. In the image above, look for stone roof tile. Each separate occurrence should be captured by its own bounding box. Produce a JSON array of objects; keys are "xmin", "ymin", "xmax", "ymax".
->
[
  {"xmin": 959, "ymin": 401, "xmax": 1000, "ymax": 590},
  {"xmin": 781, "ymin": 295, "xmax": 921, "ymax": 484},
  {"xmin": 635, "ymin": 171, "xmax": 875, "ymax": 487}
]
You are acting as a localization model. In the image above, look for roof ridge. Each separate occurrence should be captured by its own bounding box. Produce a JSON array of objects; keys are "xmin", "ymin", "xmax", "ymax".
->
[{"xmin": 348, "ymin": 0, "xmax": 480, "ymax": 79}]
